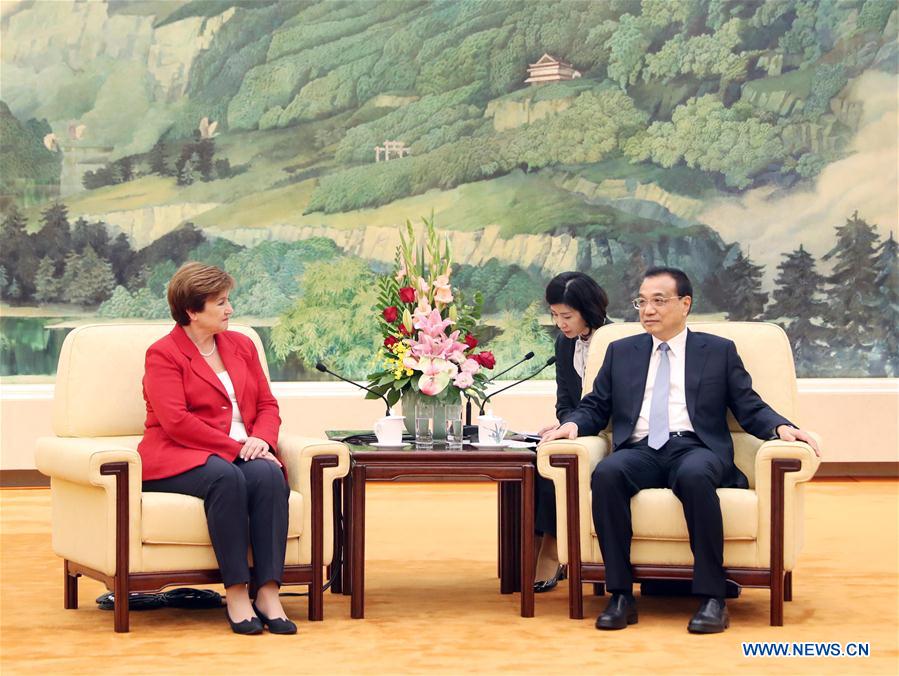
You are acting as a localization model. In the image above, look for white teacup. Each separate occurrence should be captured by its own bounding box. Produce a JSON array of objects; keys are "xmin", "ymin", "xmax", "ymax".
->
[
  {"xmin": 374, "ymin": 414, "xmax": 406, "ymax": 445},
  {"xmin": 477, "ymin": 413, "xmax": 508, "ymax": 446}
]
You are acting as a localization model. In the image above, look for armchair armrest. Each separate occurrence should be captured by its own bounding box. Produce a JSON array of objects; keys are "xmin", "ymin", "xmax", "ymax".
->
[
  {"xmin": 35, "ymin": 436, "xmax": 143, "ymax": 577},
  {"xmin": 278, "ymin": 434, "xmax": 351, "ymax": 494},
  {"xmin": 753, "ymin": 433, "xmax": 821, "ymax": 571},
  {"xmin": 35, "ymin": 436, "xmax": 142, "ymax": 487},
  {"xmin": 278, "ymin": 434, "xmax": 350, "ymax": 565},
  {"xmin": 536, "ymin": 434, "xmax": 611, "ymax": 565},
  {"xmin": 754, "ymin": 435, "xmax": 822, "ymax": 489}
]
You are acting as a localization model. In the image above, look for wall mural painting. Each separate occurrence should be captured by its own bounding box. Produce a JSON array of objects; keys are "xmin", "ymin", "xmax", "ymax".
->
[{"xmin": 1, "ymin": 0, "xmax": 896, "ymax": 382}]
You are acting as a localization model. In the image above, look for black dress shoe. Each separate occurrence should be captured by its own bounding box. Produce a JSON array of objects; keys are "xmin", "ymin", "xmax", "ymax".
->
[
  {"xmin": 225, "ymin": 609, "xmax": 263, "ymax": 635},
  {"xmin": 595, "ymin": 593, "xmax": 638, "ymax": 630},
  {"xmin": 534, "ymin": 564, "xmax": 567, "ymax": 593},
  {"xmin": 688, "ymin": 597, "xmax": 729, "ymax": 634},
  {"xmin": 252, "ymin": 603, "xmax": 298, "ymax": 635}
]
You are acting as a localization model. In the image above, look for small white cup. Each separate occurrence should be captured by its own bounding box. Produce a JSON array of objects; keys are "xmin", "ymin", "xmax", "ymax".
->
[
  {"xmin": 374, "ymin": 414, "xmax": 406, "ymax": 445},
  {"xmin": 477, "ymin": 413, "xmax": 507, "ymax": 446}
]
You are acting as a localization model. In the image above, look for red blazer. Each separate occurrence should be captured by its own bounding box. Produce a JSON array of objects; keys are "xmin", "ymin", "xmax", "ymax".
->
[{"xmin": 138, "ymin": 325, "xmax": 281, "ymax": 481}]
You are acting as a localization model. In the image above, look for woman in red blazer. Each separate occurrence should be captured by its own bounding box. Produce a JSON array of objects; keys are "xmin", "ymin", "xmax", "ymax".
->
[{"xmin": 139, "ymin": 262, "xmax": 295, "ymax": 635}]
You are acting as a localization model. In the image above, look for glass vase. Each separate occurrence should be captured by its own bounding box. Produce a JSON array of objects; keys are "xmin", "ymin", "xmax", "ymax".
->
[{"xmin": 401, "ymin": 390, "xmax": 456, "ymax": 441}]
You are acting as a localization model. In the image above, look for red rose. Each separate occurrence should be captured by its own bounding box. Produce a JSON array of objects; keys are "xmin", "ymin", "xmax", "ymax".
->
[
  {"xmin": 384, "ymin": 335, "xmax": 398, "ymax": 348},
  {"xmin": 399, "ymin": 324, "xmax": 410, "ymax": 336},
  {"xmin": 398, "ymin": 286, "xmax": 416, "ymax": 304},
  {"xmin": 475, "ymin": 351, "xmax": 496, "ymax": 369},
  {"xmin": 464, "ymin": 334, "xmax": 478, "ymax": 349},
  {"xmin": 382, "ymin": 306, "xmax": 398, "ymax": 323}
]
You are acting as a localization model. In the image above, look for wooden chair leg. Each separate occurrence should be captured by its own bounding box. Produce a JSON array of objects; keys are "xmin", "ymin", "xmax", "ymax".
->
[
  {"xmin": 784, "ymin": 571, "xmax": 792, "ymax": 602},
  {"xmin": 113, "ymin": 574, "xmax": 129, "ymax": 633},
  {"xmin": 309, "ymin": 455, "xmax": 338, "ymax": 622},
  {"xmin": 101, "ymin": 461, "xmax": 131, "ymax": 633},
  {"xmin": 593, "ymin": 583, "xmax": 605, "ymax": 597},
  {"xmin": 769, "ymin": 458, "xmax": 800, "ymax": 626},
  {"xmin": 64, "ymin": 560, "xmax": 78, "ymax": 609},
  {"xmin": 569, "ymin": 563, "xmax": 584, "ymax": 619}
]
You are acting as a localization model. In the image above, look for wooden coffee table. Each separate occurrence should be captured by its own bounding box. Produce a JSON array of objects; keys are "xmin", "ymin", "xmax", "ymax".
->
[{"xmin": 327, "ymin": 432, "xmax": 536, "ymax": 618}]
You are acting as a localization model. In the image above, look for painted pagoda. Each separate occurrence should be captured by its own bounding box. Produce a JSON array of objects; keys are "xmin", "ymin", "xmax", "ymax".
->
[{"xmin": 524, "ymin": 53, "xmax": 582, "ymax": 85}]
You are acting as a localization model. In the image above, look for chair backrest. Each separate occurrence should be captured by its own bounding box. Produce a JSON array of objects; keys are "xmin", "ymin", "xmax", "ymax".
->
[
  {"xmin": 582, "ymin": 322, "xmax": 798, "ymax": 486},
  {"xmin": 52, "ymin": 322, "xmax": 268, "ymax": 438}
]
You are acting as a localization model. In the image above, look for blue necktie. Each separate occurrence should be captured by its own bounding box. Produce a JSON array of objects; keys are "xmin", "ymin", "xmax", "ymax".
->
[{"xmin": 648, "ymin": 343, "xmax": 670, "ymax": 450}]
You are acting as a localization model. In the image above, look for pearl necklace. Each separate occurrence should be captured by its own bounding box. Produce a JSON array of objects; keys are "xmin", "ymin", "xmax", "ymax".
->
[{"xmin": 196, "ymin": 341, "xmax": 216, "ymax": 358}]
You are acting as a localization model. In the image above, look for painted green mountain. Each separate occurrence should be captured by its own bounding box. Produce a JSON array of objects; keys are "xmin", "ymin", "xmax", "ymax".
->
[
  {"xmin": 6, "ymin": 0, "xmax": 894, "ymax": 208},
  {"xmin": 3, "ymin": 0, "xmax": 896, "ymax": 288}
]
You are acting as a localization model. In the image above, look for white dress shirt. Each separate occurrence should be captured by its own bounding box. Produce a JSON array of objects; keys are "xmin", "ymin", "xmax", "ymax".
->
[
  {"xmin": 629, "ymin": 327, "xmax": 694, "ymax": 443},
  {"xmin": 216, "ymin": 371, "xmax": 248, "ymax": 442}
]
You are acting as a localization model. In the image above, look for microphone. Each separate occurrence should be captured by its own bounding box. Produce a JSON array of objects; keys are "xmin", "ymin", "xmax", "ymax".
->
[
  {"xmin": 466, "ymin": 351, "xmax": 535, "ymax": 425},
  {"xmin": 486, "ymin": 351, "xmax": 535, "ymax": 383},
  {"xmin": 478, "ymin": 356, "xmax": 556, "ymax": 415},
  {"xmin": 316, "ymin": 362, "xmax": 392, "ymax": 416}
]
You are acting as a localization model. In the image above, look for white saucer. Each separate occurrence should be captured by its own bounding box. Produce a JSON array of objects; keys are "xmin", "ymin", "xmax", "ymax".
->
[
  {"xmin": 470, "ymin": 441, "xmax": 510, "ymax": 449},
  {"xmin": 371, "ymin": 442, "xmax": 411, "ymax": 449}
]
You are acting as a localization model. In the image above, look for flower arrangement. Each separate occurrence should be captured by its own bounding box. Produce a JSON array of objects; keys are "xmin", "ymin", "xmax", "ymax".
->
[{"xmin": 366, "ymin": 217, "xmax": 494, "ymax": 409}]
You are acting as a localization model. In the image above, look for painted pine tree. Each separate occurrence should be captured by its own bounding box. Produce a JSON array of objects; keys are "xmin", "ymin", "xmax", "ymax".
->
[
  {"xmin": 765, "ymin": 245, "xmax": 828, "ymax": 375},
  {"xmin": 722, "ymin": 251, "xmax": 767, "ymax": 321},
  {"xmin": 871, "ymin": 231, "xmax": 898, "ymax": 375},
  {"xmin": 822, "ymin": 211, "xmax": 881, "ymax": 375},
  {"xmin": 0, "ymin": 206, "xmax": 36, "ymax": 299},
  {"xmin": 195, "ymin": 138, "xmax": 215, "ymax": 182},
  {"xmin": 33, "ymin": 256, "xmax": 62, "ymax": 303},
  {"xmin": 37, "ymin": 202, "xmax": 71, "ymax": 267},
  {"xmin": 149, "ymin": 140, "xmax": 168, "ymax": 176}
]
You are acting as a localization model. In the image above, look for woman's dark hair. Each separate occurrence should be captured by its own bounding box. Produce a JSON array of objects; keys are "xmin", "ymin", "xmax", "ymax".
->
[
  {"xmin": 167, "ymin": 262, "xmax": 235, "ymax": 326},
  {"xmin": 545, "ymin": 272, "xmax": 609, "ymax": 329}
]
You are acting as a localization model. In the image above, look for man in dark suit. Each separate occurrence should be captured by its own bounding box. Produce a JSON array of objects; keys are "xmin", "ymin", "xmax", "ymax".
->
[{"xmin": 541, "ymin": 267, "xmax": 819, "ymax": 633}]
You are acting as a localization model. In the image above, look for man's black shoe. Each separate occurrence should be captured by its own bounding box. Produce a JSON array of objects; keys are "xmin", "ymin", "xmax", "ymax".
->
[
  {"xmin": 595, "ymin": 593, "xmax": 638, "ymax": 630},
  {"xmin": 687, "ymin": 597, "xmax": 729, "ymax": 634}
]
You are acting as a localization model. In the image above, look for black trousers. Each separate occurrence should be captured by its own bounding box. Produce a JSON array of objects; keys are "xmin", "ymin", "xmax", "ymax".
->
[
  {"xmin": 143, "ymin": 454, "xmax": 290, "ymax": 588},
  {"xmin": 590, "ymin": 435, "xmax": 726, "ymax": 598},
  {"xmin": 535, "ymin": 475, "xmax": 557, "ymax": 537}
]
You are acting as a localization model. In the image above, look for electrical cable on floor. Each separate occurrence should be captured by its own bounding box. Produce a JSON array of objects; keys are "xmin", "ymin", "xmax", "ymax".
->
[
  {"xmin": 280, "ymin": 510, "xmax": 344, "ymax": 597},
  {"xmin": 96, "ymin": 511, "xmax": 344, "ymax": 609}
]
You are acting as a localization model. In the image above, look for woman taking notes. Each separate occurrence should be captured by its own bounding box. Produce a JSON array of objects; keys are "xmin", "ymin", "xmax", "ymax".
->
[
  {"xmin": 534, "ymin": 271, "xmax": 610, "ymax": 592},
  {"xmin": 138, "ymin": 262, "xmax": 295, "ymax": 635}
]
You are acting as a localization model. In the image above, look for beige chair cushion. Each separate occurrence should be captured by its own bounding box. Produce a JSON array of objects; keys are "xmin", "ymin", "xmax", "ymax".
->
[
  {"xmin": 588, "ymin": 488, "xmax": 757, "ymax": 541},
  {"xmin": 52, "ymin": 322, "xmax": 268, "ymax": 438},
  {"xmin": 142, "ymin": 490, "xmax": 304, "ymax": 545}
]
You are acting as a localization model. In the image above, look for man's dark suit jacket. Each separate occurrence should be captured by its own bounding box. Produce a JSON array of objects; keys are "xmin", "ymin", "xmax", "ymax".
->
[{"xmin": 564, "ymin": 330, "xmax": 793, "ymax": 489}]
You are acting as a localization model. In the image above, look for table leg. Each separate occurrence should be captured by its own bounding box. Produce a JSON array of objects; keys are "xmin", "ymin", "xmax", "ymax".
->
[
  {"xmin": 500, "ymin": 481, "xmax": 522, "ymax": 593},
  {"xmin": 509, "ymin": 481, "xmax": 521, "ymax": 592},
  {"xmin": 520, "ymin": 464, "xmax": 535, "ymax": 618},
  {"xmin": 350, "ymin": 463, "xmax": 366, "ymax": 619},
  {"xmin": 499, "ymin": 482, "xmax": 513, "ymax": 594},
  {"xmin": 342, "ymin": 473, "xmax": 353, "ymax": 596},
  {"xmin": 497, "ymin": 484, "xmax": 503, "ymax": 579},
  {"xmin": 330, "ymin": 479, "xmax": 342, "ymax": 594}
]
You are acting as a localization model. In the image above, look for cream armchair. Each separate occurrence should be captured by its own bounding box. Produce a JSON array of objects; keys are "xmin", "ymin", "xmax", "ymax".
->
[
  {"xmin": 35, "ymin": 323, "xmax": 349, "ymax": 633},
  {"xmin": 538, "ymin": 322, "xmax": 820, "ymax": 626}
]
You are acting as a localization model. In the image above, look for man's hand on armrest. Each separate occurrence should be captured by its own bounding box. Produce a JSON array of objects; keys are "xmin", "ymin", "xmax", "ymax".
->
[
  {"xmin": 541, "ymin": 422, "xmax": 579, "ymax": 442},
  {"xmin": 776, "ymin": 425, "xmax": 820, "ymax": 457}
]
